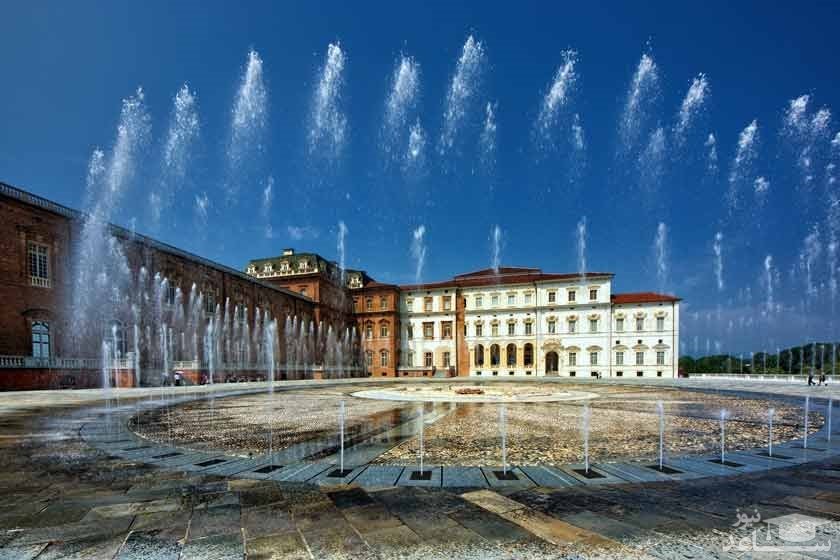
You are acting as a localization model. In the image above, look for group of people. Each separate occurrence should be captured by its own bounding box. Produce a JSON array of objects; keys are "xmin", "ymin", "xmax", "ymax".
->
[{"xmin": 807, "ymin": 371, "xmax": 829, "ymax": 386}]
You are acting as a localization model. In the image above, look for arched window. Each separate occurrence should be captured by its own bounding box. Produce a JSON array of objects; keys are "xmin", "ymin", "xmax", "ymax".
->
[
  {"xmin": 524, "ymin": 343, "xmax": 534, "ymax": 366},
  {"xmin": 379, "ymin": 320, "xmax": 389, "ymax": 338},
  {"xmin": 506, "ymin": 344, "xmax": 517, "ymax": 366},
  {"xmin": 380, "ymin": 349, "xmax": 389, "ymax": 367},
  {"xmin": 31, "ymin": 322, "xmax": 50, "ymax": 358},
  {"xmin": 475, "ymin": 344, "xmax": 485, "ymax": 366},
  {"xmin": 490, "ymin": 344, "xmax": 500, "ymax": 366},
  {"xmin": 364, "ymin": 321, "xmax": 373, "ymax": 339}
]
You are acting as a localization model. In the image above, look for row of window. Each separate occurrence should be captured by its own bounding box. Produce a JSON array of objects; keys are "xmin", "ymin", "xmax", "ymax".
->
[
  {"xmin": 467, "ymin": 316, "xmax": 667, "ymax": 337},
  {"xmin": 471, "ymin": 287, "xmax": 599, "ymax": 308},
  {"xmin": 473, "ymin": 371, "xmax": 666, "ymax": 377},
  {"xmin": 363, "ymin": 349, "xmax": 454, "ymax": 369},
  {"xmin": 404, "ymin": 295, "xmax": 452, "ymax": 313},
  {"xmin": 567, "ymin": 350, "xmax": 667, "ymax": 366},
  {"xmin": 475, "ymin": 343, "xmax": 534, "ymax": 367},
  {"xmin": 404, "ymin": 321, "xmax": 453, "ymax": 340},
  {"xmin": 356, "ymin": 295, "xmax": 393, "ymax": 311}
]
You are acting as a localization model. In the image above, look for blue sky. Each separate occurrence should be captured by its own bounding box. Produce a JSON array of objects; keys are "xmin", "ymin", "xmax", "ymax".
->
[{"xmin": 2, "ymin": 1, "xmax": 840, "ymax": 355}]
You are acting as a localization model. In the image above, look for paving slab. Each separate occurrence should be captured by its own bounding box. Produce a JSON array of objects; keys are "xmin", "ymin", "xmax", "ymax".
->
[
  {"xmin": 480, "ymin": 466, "xmax": 536, "ymax": 489},
  {"xmin": 352, "ymin": 465, "xmax": 404, "ymax": 488},
  {"xmin": 396, "ymin": 465, "xmax": 441, "ymax": 487},
  {"xmin": 442, "ymin": 466, "xmax": 489, "ymax": 488},
  {"xmin": 180, "ymin": 533, "xmax": 244, "ymax": 560},
  {"xmin": 246, "ymin": 532, "xmax": 309, "ymax": 560},
  {"xmin": 114, "ymin": 531, "xmax": 181, "ymax": 560},
  {"xmin": 519, "ymin": 465, "xmax": 583, "ymax": 488},
  {"xmin": 558, "ymin": 463, "xmax": 627, "ymax": 485},
  {"xmin": 310, "ymin": 464, "xmax": 367, "ymax": 486},
  {"xmin": 270, "ymin": 462, "xmax": 332, "ymax": 483}
]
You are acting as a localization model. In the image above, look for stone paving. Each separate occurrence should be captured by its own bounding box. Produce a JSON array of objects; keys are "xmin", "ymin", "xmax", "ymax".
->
[{"xmin": 0, "ymin": 378, "xmax": 838, "ymax": 558}]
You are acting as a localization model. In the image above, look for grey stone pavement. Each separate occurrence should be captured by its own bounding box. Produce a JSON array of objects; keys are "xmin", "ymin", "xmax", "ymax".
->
[{"xmin": 0, "ymin": 377, "xmax": 839, "ymax": 559}]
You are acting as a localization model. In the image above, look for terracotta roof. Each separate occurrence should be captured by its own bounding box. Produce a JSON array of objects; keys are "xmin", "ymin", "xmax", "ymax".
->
[
  {"xmin": 358, "ymin": 280, "xmax": 399, "ymax": 290},
  {"xmin": 400, "ymin": 271, "xmax": 614, "ymax": 291},
  {"xmin": 454, "ymin": 266, "xmax": 542, "ymax": 279},
  {"xmin": 611, "ymin": 292, "xmax": 681, "ymax": 304}
]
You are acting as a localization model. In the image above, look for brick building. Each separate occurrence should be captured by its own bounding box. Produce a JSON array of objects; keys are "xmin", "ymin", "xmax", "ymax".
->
[{"xmin": 0, "ymin": 180, "xmax": 681, "ymax": 389}]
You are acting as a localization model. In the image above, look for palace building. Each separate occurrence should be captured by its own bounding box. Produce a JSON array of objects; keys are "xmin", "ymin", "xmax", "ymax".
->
[
  {"xmin": 245, "ymin": 259, "xmax": 681, "ymax": 380},
  {"xmin": 0, "ymin": 180, "xmax": 680, "ymax": 389}
]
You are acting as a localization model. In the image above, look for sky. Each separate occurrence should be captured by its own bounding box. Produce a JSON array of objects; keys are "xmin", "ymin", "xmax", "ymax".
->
[{"xmin": 2, "ymin": 1, "xmax": 840, "ymax": 355}]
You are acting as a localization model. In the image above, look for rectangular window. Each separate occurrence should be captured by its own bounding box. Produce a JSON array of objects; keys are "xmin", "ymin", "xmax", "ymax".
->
[
  {"xmin": 405, "ymin": 298, "xmax": 414, "ymax": 311},
  {"xmin": 406, "ymin": 324, "xmax": 414, "ymax": 339},
  {"xmin": 590, "ymin": 352, "xmax": 598, "ymax": 366},
  {"xmin": 589, "ymin": 318, "xmax": 597, "ymax": 333},
  {"xmin": 616, "ymin": 351, "xmax": 624, "ymax": 365},
  {"xmin": 616, "ymin": 318, "xmax": 624, "ymax": 332},
  {"xmin": 507, "ymin": 294, "xmax": 515, "ymax": 306},
  {"xmin": 491, "ymin": 294, "xmax": 499, "ymax": 306},
  {"xmin": 31, "ymin": 321, "xmax": 50, "ymax": 358},
  {"xmin": 636, "ymin": 351, "xmax": 644, "ymax": 366},
  {"xmin": 28, "ymin": 242, "xmax": 50, "ymax": 288},
  {"xmin": 548, "ymin": 321, "xmax": 556, "ymax": 334},
  {"xmin": 423, "ymin": 322, "xmax": 434, "ymax": 339},
  {"xmin": 442, "ymin": 321, "xmax": 452, "ymax": 339},
  {"xmin": 475, "ymin": 295, "xmax": 483, "ymax": 308},
  {"xmin": 424, "ymin": 297, "xmax": 433, "ymax": 312},
  {"xmin": 475, "ymin": 323, "xmax": 483, "ymax": 336},
  {"xmin": 636, "ymin": 317, "xmax": 644, "ymax": 331},
  {"xmin": 548, "ymin": 291, "xmax": 556, "ymax": 303},
  {"xmin": 443, "ymin": 352, "xmax": 451, "ymax": 368},
  {"xmin": 568, "ymin": 320, "xmax": 576, "ymax": 334},
  {"xmin": 365, "ymin": 297, "xmax": 373, "ymax": 311},
  {"xmin": 442, "ymin": 296, "xmax": 452, "ymax": 311},
  {"xmin": 657, "ymin": 317, "xmax": 665, "ymax": 331},
  {"xmin": 491, "ymin": 323, "xmax": 499, "ymax": 337},
  {"xmin": 424, "ymin": 352, "xmax": 433, "ymax": 367},
  {"xmin": 205, "ymin": 293, "xmax": 216, "ymax": 314},
  {"xmin": 568, "ymin": 290, "xmax": 576, "ymax": 302},
  {"xmin": 637, "ymin": 371, "xmax": 644, "ymax": 377},
  {"xmin": 656, "ymin": 351, "xmax": 665, "ymax": 365},
  {"xmin": 524, "ymin": 322, "xmax": 533, "ymax": 335},
  {"xmin": 380, "ymin": 296, "xmax": 388, "ymax": 309},
  {"xmin": 589, "ymin": 289, "xmax": 597, "ymax": 301},
  {"xmin": 569, "ymin": 352, "xmax": 577, "ymax": 366},
  {"xmin": 524, "ymin": 293, "xmax": 532, "ymax": 304},
  {"xmin": 380, "ymin": 351, "xmax": 389, "ymax": 367},
  {"xmin": 507, "ymin": 322, "xmax": 515, "ymax": 336}
]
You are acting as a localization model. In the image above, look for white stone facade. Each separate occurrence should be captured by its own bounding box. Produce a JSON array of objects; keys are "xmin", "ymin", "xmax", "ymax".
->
[
  {"xmin": 398, "ymin": 288, "xmax": 457, "ymax": 373},
  {"xmin": 397, "ymin": 271, "xmax": 680, "ymax": 379}
]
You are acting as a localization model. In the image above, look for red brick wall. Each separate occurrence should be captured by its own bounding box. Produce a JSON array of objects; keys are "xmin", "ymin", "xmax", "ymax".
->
[
  {"xmin": 0, "ymin": 369, "xmax": 100, "ymax": 391},
  {"xmin": 0, "ymin": 188, "xmax": 316, "ymax": 388}
]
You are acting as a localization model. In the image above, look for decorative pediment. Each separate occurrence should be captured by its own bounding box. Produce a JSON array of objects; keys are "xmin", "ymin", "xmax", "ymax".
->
[
  {"xmin": 653, "ymin": 343, "xmax": 670, "ymax": 350},
  {"xmin": 566, "ymin": 314, "xmax": 578, "ymax": 321},
  {"xmin": 586, "ymin": 345, "xmax": 602, "ymax": 352},
  {"xmin": 565, "ymin": 345, "xmax": 581, "ymax": 352},
  {"xmin": 634, "ymin": 311, "xmax": 646, "ymax": 318},
  {"xmin": 613, "ymin": 344, "xmax": 629, "ymax": 351},
  {"xmin": 545, "ymin": 314, "xmax": 558, "ymax": 322},
  {"xmin": 542, "ymin": 340, "xmax": 563, "ymax": 351},
  {"xmin": 633, "ymin": 343, "xmax": 649, "ymax": 350},
  {"xmin": 654, "ymin": 310, "xmax": 667, "ymax": 318},
  {"xmin": 587, "ymin": 313, "xmax": 600, "ymax": 320},
  {"xmin": 615, "ymin": 312, "xmax": 625, "ymax": 319}
]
